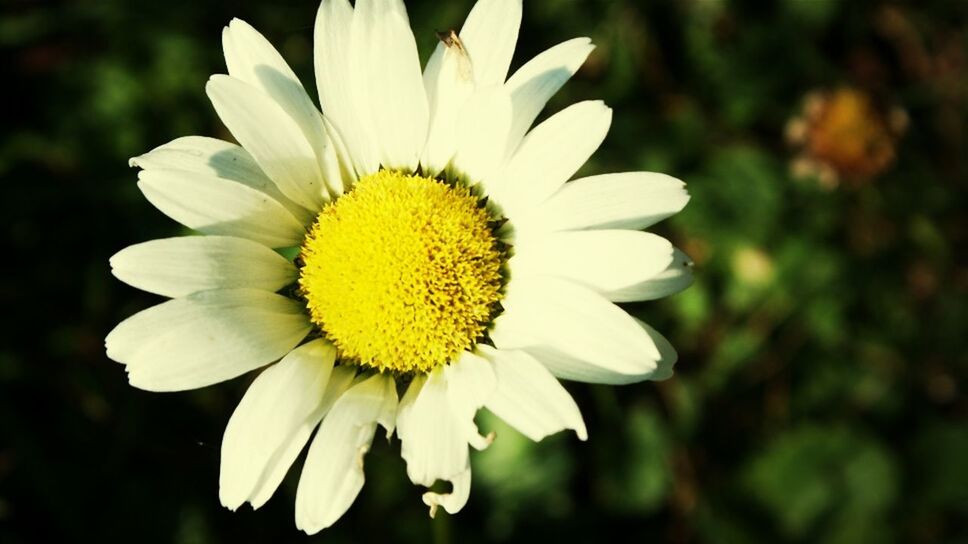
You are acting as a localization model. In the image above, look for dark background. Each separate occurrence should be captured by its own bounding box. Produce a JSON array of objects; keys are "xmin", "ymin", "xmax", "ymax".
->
[{"xmin": 2, "ymin": 0, "xmax": 966, "ymax": 542}]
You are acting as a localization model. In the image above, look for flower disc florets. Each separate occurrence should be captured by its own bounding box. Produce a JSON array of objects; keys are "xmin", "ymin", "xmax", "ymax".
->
[{"xmin": 299, "ymin": 170, "xmax": 504, "ymax": 374}]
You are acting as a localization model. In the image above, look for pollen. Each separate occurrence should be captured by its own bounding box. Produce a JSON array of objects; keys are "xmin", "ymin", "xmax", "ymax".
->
[{"xmin": 299, "ymin": 170, "xmax": 505, "ymax": 375}]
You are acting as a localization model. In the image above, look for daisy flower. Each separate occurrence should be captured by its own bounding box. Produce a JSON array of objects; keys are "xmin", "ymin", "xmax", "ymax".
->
[{"xmin": 106, "ymin": 0, "xmax": 692, "ymax": 534}]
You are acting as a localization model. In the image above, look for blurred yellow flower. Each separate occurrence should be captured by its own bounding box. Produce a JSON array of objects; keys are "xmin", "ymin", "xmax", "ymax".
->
[{"xmin": 786, "ymin": 87, "xmax": 907, "ymax": 187}]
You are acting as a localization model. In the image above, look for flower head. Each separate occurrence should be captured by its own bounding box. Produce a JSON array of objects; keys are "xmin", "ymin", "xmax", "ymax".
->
[
  {"xmin": 107, "ymin": 0, "xmax": 691, "ymax": 533},
  {"xmin": 786, "ymin": 87, "xmax": 908, "ymax": 187}
]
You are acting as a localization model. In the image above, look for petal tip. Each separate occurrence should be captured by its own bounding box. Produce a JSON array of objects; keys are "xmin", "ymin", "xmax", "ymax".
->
[
  {"xmin": 205, "ymin": 74, "xmax": 230, "ymax": 89},
  {"xmin": 425, "ymin": 500, "xmax": 439, "ymax": 519},
  {"xmin": 218, "ymin": 493, "xmax": 242, "ymax": 512}
]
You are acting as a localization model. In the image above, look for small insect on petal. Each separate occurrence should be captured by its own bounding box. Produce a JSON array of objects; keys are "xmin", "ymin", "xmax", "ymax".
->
[{"xmin": 436, "ymin": 29, "xmax": 473, "ymax": 83}]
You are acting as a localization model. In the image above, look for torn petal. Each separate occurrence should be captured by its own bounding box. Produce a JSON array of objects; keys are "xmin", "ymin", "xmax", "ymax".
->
[{"xmin": 422, "ymin": 464, "xmax": 472, "ymax": 518}]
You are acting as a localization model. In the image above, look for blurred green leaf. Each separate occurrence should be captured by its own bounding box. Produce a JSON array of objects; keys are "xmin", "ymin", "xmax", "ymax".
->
[
  {"xmin": 743, "ymin": 425, "xmax": 898, "ymax": 541},
  {"xmin": 596, "ymin": 404, "xmax": 672, "ymax": 513}
]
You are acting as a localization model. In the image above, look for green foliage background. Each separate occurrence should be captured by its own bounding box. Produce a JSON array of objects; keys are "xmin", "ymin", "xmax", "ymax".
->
[{"xmin": 1, "ymin": 0, "xmax": 966, "ymax": 542}]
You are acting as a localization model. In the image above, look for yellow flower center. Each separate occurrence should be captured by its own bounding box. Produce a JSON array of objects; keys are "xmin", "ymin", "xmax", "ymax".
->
[{"xmin": 299, "ymin": 170, "xmax": 505, "ymax": 375}]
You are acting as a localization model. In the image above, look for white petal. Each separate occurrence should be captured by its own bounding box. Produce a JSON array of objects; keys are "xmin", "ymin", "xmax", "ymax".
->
[
  {"xmin": 105, "ymin": 288, "xmax": 310, "ymax": 391},
  {"xmin": 450, "ymin": 85, "xmax": 513, "ymax": 183},
  {"xmin": 421, "ymin": 39, "xmax": 476, "ymax": 177},
  {"xmin": 504, "ymin": 37, "xmax": 595, "ymax": 156},
  {"xmin": 509, "ymin": 319, "xmax": 678, "ymax": 385},
  {"xmin": 478, "ymin": 345, "xmax": 586, "ymax": 441},
  {"xmin": 129, "ymin": 136, "xmax": 311, "ymax": 223},
  {"xmin": 420, "ymin": 0, "xmax": 519, "ymax": 177},
  {"xmin": 422, "ymin": 463, "xmax": 472, "ymax": 517},
  {"xmin": 516, "ymin": 345, "xmax": 631, "ymax": 384},
  {"xmin": 206, "ymin": 74, "xmax": 327, "ymax": 210},
  {"xmin": 398, "ymin": 364, "xmax": 482, "ymax": 517},
  {"xmin": 511, "ymin": 230, "xmax": 674, "ymax": 302},
  {"xmin": 221, "ymin": 19, "xmax": 342, "ymax": 198},
  {"xmin": 321, "ymin": 115, "xmax": 355, "ymax": 195},
  {"xmin": 490, "ymin": 277, "xmax": 661, "ymax": 382},
  {"xmin": 528, "ymin": 317, "xmax": 677, "ymax": 385},
  {"xmin": 110, "ymin": 236, "xmax": 297, "ymax": 298},
  {"xmin": 247, "ymin": 364, "xmax": 357, "ymax": 509},
  {"xmin": 634, "ymin": 318, "xmax": 678, "ymax": 382},
  {"xmin": 314, "ymin": 0, "xmax": 380, "ymax": 175},
  {"xmin": 219, "ymin": 340, "xmax": 336, "ymax": 511},
  {"xmin": 397, "ymin": 370, "xmax": 466, "ymax": 487},
  {"xmin": 609, "ymin": 247, "xmax": 695, "ymax": 302},
  {"xmin": 295, "ymin": 373, "xmax": 397, "ymax": 534},
  {"xmin": 519, "ymin": 172, "xmax": 690, "ymax": 232},
  {"xmin": 130, "ymin": 136, "xmax": 265, "ymax": 185},
  {"xmin": 351, "ymin": 0, "xmax": 428, "ymax": 171},
  {"xmin": 137, "ymin": 169, "xmax": 307, "ymax": 249},
  {"xmin": 490, "ymin": 101, "xmax": 611, "ymax": 218},
  {"xmin": 457, "ymin": 0, "xmax": 522, "ymax": 86},
  {"xmin": 443, "ymin": 352, "xmax": 496, "ymax": 450}
]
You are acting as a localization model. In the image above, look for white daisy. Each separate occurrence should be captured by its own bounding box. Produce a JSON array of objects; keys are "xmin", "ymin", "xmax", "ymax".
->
[{"xmin": 106, "ymin": 0, "xmax": 692, "ymax": 534}]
